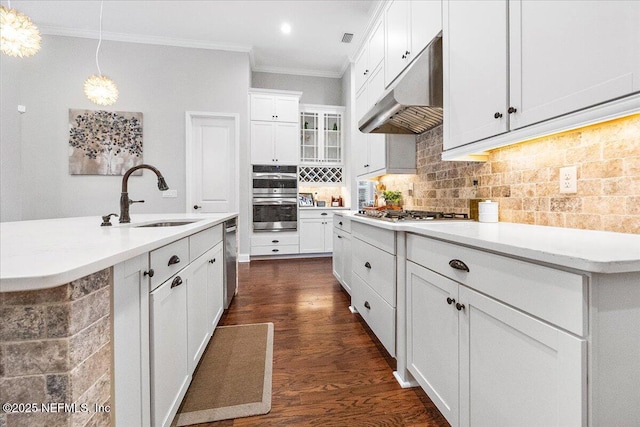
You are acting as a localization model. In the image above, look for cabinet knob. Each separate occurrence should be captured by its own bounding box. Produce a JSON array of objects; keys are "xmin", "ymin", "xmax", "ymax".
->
[
  {"xmin": 272, "ymin": 239, "xmax": 279, "ymax": 243},
  {"xmin": 209, "ymin": 258, "xmax": 216, "ymax": 263},
  {"xmin": 339, "ymin": 221, "xmax": 343, "ymax": 225},
  {"xmin": 456, "ymin": 302, "xmax": 466, "ymax": 311},
  {"xmin": 494, "ymin": 112, "xmax": 503, "ymax": 119},
  {"xmin": 401, "ymin": 54, "xmax": 406, "ymax": 59},
  {"xmin": 446, "ymin": 297, "xmax": 456, "ymax": 305},
  {"xmin": 364, "ymin": 261, "xmax": 372, "ymax": 269},
  {"xmin": 449, "ymin": 259, "xmax": 469, "ymax": 272},
  {"xmin": 508, "ymin": 106, "xmax": 518, "ymax": 114},
  {"xmin": 364, "ymin": 301, "xmax": 371, "ymax": 310},
  {"xmin": 168, "ymin": 255, "xmax": 181, "ymax": 266},
  {"xmin": 337, "ymin": 235, "xmax": 343, "ymax": 239},
  {"xmin": 364, "ymin": 69, "xmax": 369, "ymax": 75},
  {"xmin": 144, "ymin": 269, "xmax": 155, "ymax": 278},
  {"xmin": 272, "ymin": 249, "xmax": 279, "ymax": 252},
  {"xmin": 170, "ymin": 276, "xmax": 183, "ymax": 289},
  {"xmin": 193, "ymin": 205, "xmax": 202, "ymax": 210}
]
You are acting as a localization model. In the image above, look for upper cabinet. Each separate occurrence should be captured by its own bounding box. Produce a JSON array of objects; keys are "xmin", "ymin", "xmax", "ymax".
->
[
  {"xmin": 250, "ymin": 89, "xmax": 301, "ymax": 165},
  {"xmin": 443, "ymin": 0, "xmax": 640, "ymax": 155},
  {"xmin": 300, "ymin": 104, "xmax": 345, "ymax": 164},
  {"xmin": 385, "ymin": 0, "xmax": 442, "ymax": 87},
  {"xmin": 250, "ymin": 92, "xmax": 300, "ymax": 123},
  {"xmin": 355, "ymin": 18, "xmax": 385, "ymax": 93}
]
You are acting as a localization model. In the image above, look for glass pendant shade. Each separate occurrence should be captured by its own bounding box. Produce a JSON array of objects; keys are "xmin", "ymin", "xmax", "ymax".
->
[
  {"xmin": 84, "ymin": 74, "xmax": 119, "ymax": 106},
  {"xmin": 0, "ymin": 5, "xmax": 42, "ymax": 58}
]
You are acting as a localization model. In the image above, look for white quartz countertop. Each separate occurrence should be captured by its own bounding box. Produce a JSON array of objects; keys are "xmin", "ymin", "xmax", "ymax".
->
[
  {"xmin": 335, "ymin": 211, "xmax": 640, "ymax": 273},
  {"xmin": 0, "ymin": 213, "xmax": 237, "ymax": 292}
]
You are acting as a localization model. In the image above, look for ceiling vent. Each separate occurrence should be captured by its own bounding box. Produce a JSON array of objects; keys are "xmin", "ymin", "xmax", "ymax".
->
[{"xmin": 341, "ymin": 33, "xmax": 354, "ymax": 43}]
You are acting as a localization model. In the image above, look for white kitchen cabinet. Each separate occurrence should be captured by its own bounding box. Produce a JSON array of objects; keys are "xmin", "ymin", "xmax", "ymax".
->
[
  {"xmin": 406, "ymin": 235, "xmax": 587, "ymax": 427},
  {"xmin": 250, "ymin": 232, "xmax": 300, "ymax": 256},
  {"xmin": 250, "ymin": 121, "xmax": 298, "ymax": 165},
  {"xmin": 300, "ymin": 105, "xmax": 345, "ymax": 164},
  {"xmin": 299, "ymin": 210, "xmax": 334, "ymax": 253},
  {"xmin": 150, "ymin": 271, "xmax": 189, "ymax": 427},
  {"xmin": 250, "ymin": 92, "xmax": 299, "ymax": 123},
  {"xmin": 332, "ymin": 216, "xmax": 352, "ymax": 294},
  {"xmin": 443, "ymin": 0, "xmax": 640, "ymax": 153},
  {"xmin": 385, "ymin": 0, "xmax": 442, "ymax": 87},
  {"xmin": 250, "ymin": 89, "xmax": 301, "ymax": 165},
  {"xmin": 205, "ymin": 244, "xmax": 224, "ymax": 334},
  {"xmin": 355, "ymin": 17, "xmax": 385, "ymax": 92}
]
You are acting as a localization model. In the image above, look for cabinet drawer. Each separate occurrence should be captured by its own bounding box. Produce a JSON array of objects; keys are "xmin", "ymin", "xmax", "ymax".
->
[
  {"xmin": 189, "ymin": 224, "xmax": 223, "ymax": 261},
  {"xmin": 352, "ymin": 273, "xmax": 395, "ymax": 357},
  {"xmin": 333, "ymin": 215, "xmax": 351, "ymax": 233},
  {"xmin": 251, "ymin": 233, "xmax": 299, "ymax": 247},
  {"xmin": 352, "ymin": 237, "xmax": 396, "ymax": 306},
  {"xmin": 407, "ymin": 234, "xmax": 587, "ymax": 336},
  {"xmin": 299, "ymin": 209, "xmax": 334, "ymax": 220},
  {"xmin": 352, "ymin": 221, "xmax": 395, "ymax": 254},
  {"xmin": 251, "ymin": 244, "xmax": 299, "ymax": 256},
  {"xmin": 149, "ymin": 238, "xmax": 190, "ymax": 291}
]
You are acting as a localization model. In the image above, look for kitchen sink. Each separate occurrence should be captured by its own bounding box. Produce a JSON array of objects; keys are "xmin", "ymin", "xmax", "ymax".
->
[{"xmin": 135, "ymin": 220, "xmax": 199, "ymax": 228}]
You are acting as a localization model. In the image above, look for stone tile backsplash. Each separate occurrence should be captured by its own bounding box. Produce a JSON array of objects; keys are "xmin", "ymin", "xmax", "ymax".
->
[{"xmin": 379, "ymin": 114, "xmax": 640, "ymax": 234}]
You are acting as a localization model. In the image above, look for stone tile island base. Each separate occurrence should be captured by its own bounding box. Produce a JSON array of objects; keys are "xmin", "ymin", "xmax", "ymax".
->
[{"xmin": 0, "ymin": 269, "xmax": 112, "ymax": 427}]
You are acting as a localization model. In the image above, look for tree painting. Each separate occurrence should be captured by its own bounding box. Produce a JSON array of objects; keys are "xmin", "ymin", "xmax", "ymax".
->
[{"xmin": 68, "ymin": 109, "xmax": 143, "ymax": 175}]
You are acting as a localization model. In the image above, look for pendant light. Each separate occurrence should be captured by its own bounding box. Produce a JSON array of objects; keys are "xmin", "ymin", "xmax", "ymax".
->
[
  {"xmin": 0, "ymin": 0, "xmax": 41, "ymax": 57},
  {"xmin": 84, "ymin": 0, "xmax": 118, "ymax": 106}
]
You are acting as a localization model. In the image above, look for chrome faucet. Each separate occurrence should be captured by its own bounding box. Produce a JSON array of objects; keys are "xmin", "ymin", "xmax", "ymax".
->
[{"xmin": 119, "ymin": 164, "xmax": 169, "ymax": 223}]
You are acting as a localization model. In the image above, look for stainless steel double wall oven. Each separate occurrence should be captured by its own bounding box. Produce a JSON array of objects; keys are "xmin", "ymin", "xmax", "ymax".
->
[{"xmin": 252, "ymin": 165, "xmax": 298, "ymax": 232}]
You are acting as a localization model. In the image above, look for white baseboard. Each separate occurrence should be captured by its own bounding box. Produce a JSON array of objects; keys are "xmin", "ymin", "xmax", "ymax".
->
[
  {"xmin": 393, "ymin": 371, "xmax": 419, "ymax": 389},
  {"xmin": 238, "ymin": 253, "xmax": 250, "ymax": 263}
]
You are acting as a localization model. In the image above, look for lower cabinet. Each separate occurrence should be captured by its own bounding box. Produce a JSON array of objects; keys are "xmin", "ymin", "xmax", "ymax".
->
[
  {"xmin": 332, "ymin": 228, "xmax": 352, "ymax": 294},
  {"xmin": 407, "ymin": 258, "xmax": 586, "ymax": 427},
  {"xmin": 150, "ymin": 270, "xmax": 190, "ymax": 427},
  {"xmin": 299, "ymin": 210, "xmax": 334, "ymax": 253},
  {"xmin": 149, "ymin": 228, "xmax": 225, "ymax": 427}
]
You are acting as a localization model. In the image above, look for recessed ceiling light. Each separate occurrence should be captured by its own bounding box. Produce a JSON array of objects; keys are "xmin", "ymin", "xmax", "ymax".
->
[{"xmin": 281, "ymin": 23, "xmax": 291, "ymax": 35}]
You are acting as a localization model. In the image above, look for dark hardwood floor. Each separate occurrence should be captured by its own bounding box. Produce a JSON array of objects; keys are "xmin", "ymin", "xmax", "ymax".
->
[{"xmin": 198, "ymin": 257, "xmax": 450, "ymax": 427}]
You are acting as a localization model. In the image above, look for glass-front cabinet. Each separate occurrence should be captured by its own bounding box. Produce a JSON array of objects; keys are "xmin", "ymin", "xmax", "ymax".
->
[{"xmin": 300, "ymin": 105, "xmax": 345, "ymax": 164}]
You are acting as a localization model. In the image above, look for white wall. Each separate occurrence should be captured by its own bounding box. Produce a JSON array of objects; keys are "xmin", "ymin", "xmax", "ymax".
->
[
  {"xmin": 1, "ymin": 35, "xmax": 253, "ymax": 256},
  {"xmin": 1, "ymin": 56, "xmax": 23, "ymax": 222},
  {"xmin": 252, "ymin": 71, "xmax": 343, "ymax": 105}
]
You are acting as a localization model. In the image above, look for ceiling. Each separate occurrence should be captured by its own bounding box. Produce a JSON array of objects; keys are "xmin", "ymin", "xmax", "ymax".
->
[{"xmin": 10, "ymin": 0, "xmax": 380, "ymax": 78}]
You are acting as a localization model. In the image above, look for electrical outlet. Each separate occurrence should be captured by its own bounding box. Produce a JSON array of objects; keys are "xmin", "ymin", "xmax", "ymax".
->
[
  {"xmin": 162, "ymin": 190, "xmax": 178, "ymax": 198},
  {"xmin": 559, "ymin": 166, "xmax": 577, "ymax": 194}
]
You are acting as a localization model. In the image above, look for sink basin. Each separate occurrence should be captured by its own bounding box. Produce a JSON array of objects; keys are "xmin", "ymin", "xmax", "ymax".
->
[{"xmin": 135, "ymin": 220, "xmax": 198, "ymax": 228}]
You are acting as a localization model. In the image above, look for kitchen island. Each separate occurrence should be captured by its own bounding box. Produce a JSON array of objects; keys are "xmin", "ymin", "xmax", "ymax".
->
[
  {"xmin": 334, "ymin": 211, "xmax": 640, "ymax": 426},
  {"xmin": 0, "ymin": 213, "xmax": 237, "ymax": 427}
]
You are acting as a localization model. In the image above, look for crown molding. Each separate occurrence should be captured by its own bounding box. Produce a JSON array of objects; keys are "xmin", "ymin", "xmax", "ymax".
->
[
  {"xmin": 39, "ymin": 26, "xmax": 253, "ymax": 53},
  {"xmin": 252, "ymin": 65, "xmax": 343, "ymax": 79}
]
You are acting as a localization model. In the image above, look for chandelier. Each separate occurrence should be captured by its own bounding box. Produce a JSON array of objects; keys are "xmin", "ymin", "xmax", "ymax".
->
[
  {"xmin": 84, "ymin": 1, "xmax": 118, "ymax": 106},
  {"xmin": 0, "ymin": 2, "xmax": 41, "ymax": 58}
]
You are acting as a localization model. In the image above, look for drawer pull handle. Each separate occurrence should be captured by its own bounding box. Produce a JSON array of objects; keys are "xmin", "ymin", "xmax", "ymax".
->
[
  {"xmin": 272, "ymin": 240, "xmax": 279, "ymax": 243},
  {"xmin": 337, "ymin": 235, "xmax": 343, "ymax": 239},
  {"xmin": 209, "ymin": 258, "xmax": 216, "ymax": 263},
  {"xmin": 456, "ymin": 303, "xmax": 466, "ymax": 311},
  {"xmin": 171, "ymin": 276, "xmax": 183, "ymax": 289},
  {"xmin": 449, "ymin": 259, "xmax": 469, "ymax": 272},
  {"xmin": 446, "ymin": 297, "xmax": 456, "ymax": 305},
  {"xmin": 272, "ymin": 249, "xmax": 279, "ymax": 252},
  {"xmin": 364, "ymin": 301, "xmax": 371, "ymax": 310},
  {"xmin": 364, "ymin": 261, "xmax": 371, "ymax": 269},
  {"xmin": 144, "ymin": 269, "xmax": 155, "ymax": 278},
  {"xmin": 168, "ymin": 255, "xmax": 181, "ymax": 266},
  {"xmin": 321, "ymin": 213, "xmax": 328, "ymax": 216}
]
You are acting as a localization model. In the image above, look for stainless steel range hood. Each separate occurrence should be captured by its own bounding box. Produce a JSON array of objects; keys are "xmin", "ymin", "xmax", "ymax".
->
[{"xmin": 359, "ymin": 34, "xmax": 443, "ymax": 134}]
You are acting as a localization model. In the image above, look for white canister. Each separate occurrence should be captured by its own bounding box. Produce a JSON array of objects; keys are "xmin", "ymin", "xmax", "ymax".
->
[{"xmin": 478, "ymin": 200, "xmax": 499, "ymax": 223}]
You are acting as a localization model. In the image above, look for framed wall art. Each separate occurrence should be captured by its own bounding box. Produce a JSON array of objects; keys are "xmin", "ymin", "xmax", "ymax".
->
[{"xmin": 68, "ymin": 109, "xmax": 143, "ymax": 175}]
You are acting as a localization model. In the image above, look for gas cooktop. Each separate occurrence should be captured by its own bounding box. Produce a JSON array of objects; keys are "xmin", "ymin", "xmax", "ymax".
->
[{"xmin": 355, "ymin": 209, "xmax": 470, "ymax": 222}]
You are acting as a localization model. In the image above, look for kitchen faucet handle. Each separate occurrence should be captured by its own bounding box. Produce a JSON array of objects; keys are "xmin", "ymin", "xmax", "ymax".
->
[
  {"xmin": 101, "ymin": 213, "xmax": 119, "ymax": 226},
  {"xmin": 129, "ymin": 199, "xmax": 145, "ymax": 205}
]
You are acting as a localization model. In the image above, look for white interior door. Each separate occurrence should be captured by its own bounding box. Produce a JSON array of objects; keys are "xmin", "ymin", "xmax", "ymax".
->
[{"xmin": 187, "ymin": 113, "xmax": 238, "ymax": 213}]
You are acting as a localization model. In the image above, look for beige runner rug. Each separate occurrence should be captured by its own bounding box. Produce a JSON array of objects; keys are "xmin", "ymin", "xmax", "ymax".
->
[{"xmin": 175, "ymin": 322, "xmax": 274, "ymax": 426}]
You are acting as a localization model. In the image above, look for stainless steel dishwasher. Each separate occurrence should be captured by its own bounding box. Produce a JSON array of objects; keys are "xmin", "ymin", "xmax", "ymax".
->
[{"xmin": 224, "ymin": 217, "xmax": 238, "ymax": 309}]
